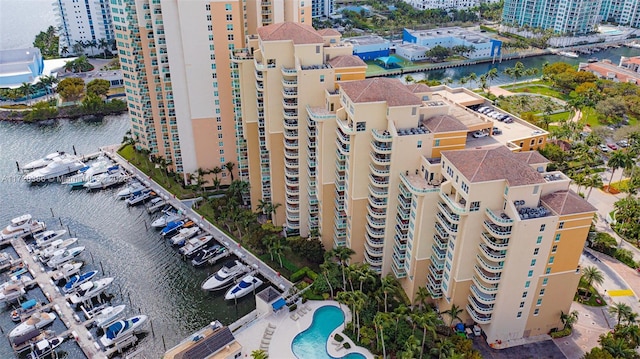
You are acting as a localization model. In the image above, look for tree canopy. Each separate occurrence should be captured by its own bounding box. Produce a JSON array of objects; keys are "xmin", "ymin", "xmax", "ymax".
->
[
  {"xmin": 33, "ymin": 26, "xmax": 59, "ymax": 58},
  {"xmin": 57, "ymin": 77, "xmax": 85, "ymax": 102},
  {"xmin": 86, "ymin": 79, "xmax": 111, "ymax": 97}
]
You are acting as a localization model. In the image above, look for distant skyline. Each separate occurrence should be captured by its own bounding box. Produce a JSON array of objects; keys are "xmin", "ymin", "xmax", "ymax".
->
[{"xmin": 0, "ymin": 0, "xmax": 56, "ymax": 50}]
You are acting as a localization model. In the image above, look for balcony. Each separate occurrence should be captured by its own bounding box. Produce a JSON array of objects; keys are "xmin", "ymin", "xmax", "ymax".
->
[
  {"xmin": 474, "ymin": 265, "xmax": 502, "ymax": 283},
  {"xmin": 333, "ymin": 236, "xmax": 345, "ymax": 249},
  {"xmin": 392, "ymin": 253, "xmax": 405, "ymax": 270},
  {"xmin": 398, "ymin": 194, "xmax": 411, "ymax": 210},
  {"xmin": 367, "ymin": 206, "xmax": 386, "ymax": 219},
  {"xmin": 364, "ymin": 251, "xmax": 383, "ymax": 266},
  {"xmin": 283, "ymin": 89, "xmax": 297, "ymax": 98},
  {"xmin": 394, "ymin": 235, "xmax": 407, "ymax": 250},
  {"xmin": 306, "ymin": 126, "xmax": 317, "ymax": 138},
  {"xmin": 437, "ymin": 202, "xmax": 460, "ymax": 223},
  {"xmin": 397, "ymin": 206, "xmax": 410, "ymax": 220},
  {"xmin": 365, "ymin": 232, "xmax": 385, "ymax": 247},
  {"xmin": 372, "ymin": 129, "xmax": 392, "ymax": 142},
  {"xmin": 436, "ymin": 213, "xmax": 458, "ymax": 234},
  {"xmin": 470, "ymin": 284, "xmax": 497, "ymax": 305},
  {"xmin": 400, "ymin": 172, "xmax": 440, "ymax": 195},
  {"xmin": 476, "ymin": 254, "xmax": 503, "ymax": 273},
  {"xmin": 392, "ymin": 261, "xmax": 407, "ymax": 279},
  {"xmin": 336, "ymin": 127, "xmax": 350, "ymax": 145},
  {"xmin": 430, "ymin": 254, "xmax": 444, "ymax": 271},
  {"xmin": 370, "ymin": 152, "xmax": 391, "ymax": 165},
  {"xmin": 336, "ymin": 139, "xmax": 350, "ymax": 155},
  {"xmin": 284, "ymin": 119, "xmax": 297, "ymax": 130},
  {"xmin": 369, "ymin": 163, "xmax": 390, "ymax": 176},
  {"xmin": 369, "ymin": 174, "xmax": 389, "ymax": 187},
  {"xmin": 371, "ymin": 141, "xmax": 392, "ymax": 154},
  {"xmin": 434, "ymin": 223, "xmax": 449, "ymax": 240},
  {"xmin": 368, "ymin": 195, "xmax": 387, "ymax": 209},
  {"xmin": 284, "ymin": 139, "xmax": 299, "ymax": 150},
  {"xmin": 480, "ymin": 232, "xmax": 509, "ymax": 251},
  {"xmin": 432, "ymin": 243, "xmax": 446, "ymax": 260},
  {"xmin": 439, "ymin": 192, "xmax": 467, "ymax": 214},
  {"xmin": 472, "ymin": 275, "xmax": 499, "ymax": 294},
  {"xmin": 468, "ymin": 295, "xmax": 494, "ymax": 315},
  {"xmin": 285, "ymin": 186, "xmax": 298, "ymax": 196},
  {"xmin": 284, "ymin": 149, "xmax": 298, "ymax": 159},
  {"xmin": 368, "ymin": 185, "xmax": 388, "ymax": 198},
  {"xmin": 307, "ymin": 105, "xmax": 335, "ymax": 121},
  {"xmin": 284, "ymin": 109, "xmax": 298, "ymax": 120},
  {"xmin": 365, "ymin": 242, "xmax": 384, "ymax": 258},
  {"xmin": 396, "ymin": 215, "xmax": 409, "ymax": 230},
  {"xmin": 467, "ymin": 305, "xmax": 492, "ymax": 324},
  {"xmin": 486, "ymin": 208, "xmax": 514, "ymax": 225},
  {"xmin": 286, "ymin": 196, "xmax": 300, "ymax": 205},
  {"xmin": 427, "ymin": 282, "xmax": 443, "ymax": 299},
  {"xmin": 286, "ymin": 203, "xmax": 300, "ymax": 213},
  {"xmin": 282, "ymin": 79, "xmax": 297, "ymax": 88},
  {"xmin": 367, "ymin": 214, "xmax": 386, "ymax": 228},
  {"xmin": 283, "ymin": 99, "xmax": 298, "ymax": 109},
  {"xmin": 285, "ymin": 158, "xmax": 299, "ymax": 168},
  {"xmin": 282, "ymin": 66, "xmax": 297, "ymax": 75},
  {"xmin": 479, "ymin": 243, "xmax": 506, "ymax": 261},
  {"xmin": 482, "ymin": 221, "xmax": 512, "ymax": 238},
  {"xmin": 335, "ymin": 159, "xmax": 346, "ymax": 172},
  {"xmin": 366, "ymin": 224, "xmax": 385, "ymax": 238}
]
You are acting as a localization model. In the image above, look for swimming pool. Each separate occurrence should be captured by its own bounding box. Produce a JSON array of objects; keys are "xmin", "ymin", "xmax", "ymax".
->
[{"xmin": 291, "ymin": 305, "xmax": 367, "ymax": 359}]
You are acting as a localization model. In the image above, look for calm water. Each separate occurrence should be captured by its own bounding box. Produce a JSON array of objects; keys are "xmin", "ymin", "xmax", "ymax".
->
[
  {"xmin": 0, "ymin": 0, "xmax": 56, "ymax": 50},
  {"xmin": 0, "ymin": 115, "xmax": 255, "ymax": 358},
  {"xmin": 396, "ymin": 47, "xmax": 640, "ymax": 86}
]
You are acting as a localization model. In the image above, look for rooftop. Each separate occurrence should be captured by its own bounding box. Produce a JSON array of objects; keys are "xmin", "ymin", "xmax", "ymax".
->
[
  {"xmin": 396, "ymin": 43, "xmax": 429, "ymax": 51},
  {"xmin": 579, "ymin": 60, "xmax": 640, "ymax": 83},
  {"xmin": 540, "ymin": 190, "xmax": 597, "ymax": 216},
  {"xmin": 405, "ymin": 83, "xmax": 431, "ymax": 94},
  {"xmin": 422, "ymin": 114, "xmax": 467, "ymax": 133},
  {"xmin": 442, "ymin": 146, "xmax": 546, "ymax": 186},
  {"xmin": 343, "ymin": 35, "xmax": 390, "ymax": 46},
  {"xmin": 257, "ymin": 22, "xmax": 323, "ymax": 45},
  {"xmin": 512, "ymin": 151, "xmax": 549, "ymax": 166},
  {"xmin": 256, "ymin": 286, "xmax": 281, "ymax": 303},
  {"xmin": 405, "ymin": 26, "xmax": 493, "ymax": 44},
  {"xmin": 317, "ymin": 28, "xmax": 341, "ymax": 36},
  {"xmin": 0, "ymin": 48, "xmax": 42, "ymax": 66},
  {"xmin": 328, "ymin": 55, "xmax": 367, "ymax": 68},
  {"xmin": 340, "ymin": 78, "xmax": 422, "ymax": 107},
  {"xmin": 164, "ymin": 322, "xmax": 240, "ymax": 359}
]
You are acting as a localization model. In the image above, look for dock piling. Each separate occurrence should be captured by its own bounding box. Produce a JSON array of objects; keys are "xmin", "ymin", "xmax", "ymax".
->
[
  {"xmin": 73, "ymin": 145, "xmax": 77, "ymax": 156},
  {"xmin": 150, "ymin": 319, "xmax": 155, "ymax": 337},
  {"xmin": 58, "ymin": 218, "xmax": 63, "ymax": 227},
  {"xmin": 50, "ymin": 208, "xmax": 55, "ymax": 217},
  {"xmin": 162, "ymin": 335, "xmax": 166, "ymax": 351},
  {"xmin": 15, "ymin": 161, "xmax": 20, "ymax": 172},
  {"xmin": 100, "ymin": 261, "xmax": 105, "ymax": 276},
  {"xmin": 90, "ymin": 252, "xmax": 95, "ymax": 265}
]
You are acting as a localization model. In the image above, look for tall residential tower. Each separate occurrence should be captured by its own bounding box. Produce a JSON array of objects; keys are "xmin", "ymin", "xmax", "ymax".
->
[{"xmin": 55, "ymin": 0, "xmax": 115, "ymax": 54}]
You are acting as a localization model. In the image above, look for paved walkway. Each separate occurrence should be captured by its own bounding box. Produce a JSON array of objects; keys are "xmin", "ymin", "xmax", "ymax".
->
[{"xmin": 100, "ymin": 146, "xmax": 293, "ymax": 297}]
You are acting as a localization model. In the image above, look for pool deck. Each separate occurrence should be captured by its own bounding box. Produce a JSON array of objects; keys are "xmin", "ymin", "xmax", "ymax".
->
[{"xmin": 233, "ymin": 300, "xmax": 374, "ymax": 358}]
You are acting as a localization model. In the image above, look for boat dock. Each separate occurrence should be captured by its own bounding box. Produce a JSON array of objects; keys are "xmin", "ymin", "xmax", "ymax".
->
[{"xmin": 99, "ymin": 146, "xmax": 293, "ymax": 294}]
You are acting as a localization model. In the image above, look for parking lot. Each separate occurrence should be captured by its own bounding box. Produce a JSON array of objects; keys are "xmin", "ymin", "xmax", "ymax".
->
[{"xmin": 472, "ymin": 337, "xmax": 566, "ymax": 359}]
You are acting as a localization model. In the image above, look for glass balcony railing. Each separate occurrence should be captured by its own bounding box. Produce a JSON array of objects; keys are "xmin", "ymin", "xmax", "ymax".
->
[
  {"xmin": 467, "ymin": 304, "xmax": 492, "ymax": 324},
  {"xmin": 372, "ymin": 129, "xmax": 392, "ymax": 142},
  {"xmin": 439, "ymin": 192, "xmax": 467, "ymax": 214},
  {"xmin": 474, "ymin": 265, "xmax": 502, "ymax": 283},
  {"xmin": 478, "ymin": 243, "xmax": 506, "ymax": 261},
  {"xmin": 470, "ymin": 284, "xmax": 497, "ymax": 305},
  {"xmin": 476, "ymin": 254, "xmax": 503, "ymax": 273},
  {"xmin": 468, "ymin": 295, "xmax": 494, "ymax": 315},
  {"xmin": 472, "ymin": 275, "xmax": 499, "ymax": 294},
  {"xmin": 371, "ymin": 141, "xmax": 392, "ymax": 154},
  {"xmin": 486, "ymin": 208, "xmax": 514, "ymax": 225},
  {"xmin": 368, "ymin": 195, "xmax": 387, "ymax": 208},
  {"xmin": 480, "ymin": 232, "xmax": 509, "ymax": 250},
  {"xmin": 482, "ymin": 221, "xmax": 512, "ymax": 238},
  {"xmin": 437, "ymin": 202, "xmax": 460, "ymax": 223},
  {"xmin": 436, "ymin": 213, "xmax": 458, "ymax": 234}
]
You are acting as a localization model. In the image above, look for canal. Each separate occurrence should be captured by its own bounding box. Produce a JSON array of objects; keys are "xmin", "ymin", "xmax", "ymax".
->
[
  {"xmin": 395, "ymin": 46, "xmax": 640, "ymax": 86},
  {"xmin": 0, "ymin": 115, "xmax": 255, "ymax": 358}
]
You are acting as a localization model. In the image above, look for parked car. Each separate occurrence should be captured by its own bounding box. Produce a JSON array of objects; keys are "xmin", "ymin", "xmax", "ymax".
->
[
  {"xmin": 492, "ymin": 127, "xmax": 502, "ymax": 135},
  {"xmin": 607, "ymin": 143, "xmax": 618, "ymax": 150},
  {"xmin": 599, "ymin": 144, "xmax": 610, "ymax": 152},
  {"xmin": 472, "ymin": 131, "xmax": 488, "ymax": 138},
  {"xmin": 617, "ymin": 140, "xmax": 628, "ymax": 148},
  {"xmin": 503, "ymin": 117, "xmax": 514, "ymax": 123}
]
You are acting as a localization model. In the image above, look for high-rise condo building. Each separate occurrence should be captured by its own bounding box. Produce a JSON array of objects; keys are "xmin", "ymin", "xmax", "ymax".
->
[
  {"xmin": 312, "ymin": 0, "xmax": 333, "ymax": 18},
  {"xmin": 111, "ymin": 0, "xmax": 310, "ymax": 184},
  {"xmin": 55, "ymin": 0, "xmax": 115, "ymax": 55}
]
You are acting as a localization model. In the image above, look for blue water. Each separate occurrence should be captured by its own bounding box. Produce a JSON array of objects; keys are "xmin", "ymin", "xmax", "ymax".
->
[{"xmin": 291, "ymin": 305, "xmax": 367, "ymax": 359}]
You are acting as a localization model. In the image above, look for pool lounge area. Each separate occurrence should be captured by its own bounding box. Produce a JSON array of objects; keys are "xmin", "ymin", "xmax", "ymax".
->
[{"xmin": 234, "ymin": 300, "xmax": 373, "ymax": 359}]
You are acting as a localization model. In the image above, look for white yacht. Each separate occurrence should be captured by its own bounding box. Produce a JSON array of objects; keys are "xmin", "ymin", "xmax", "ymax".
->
[
  {"xmin": 179, "ymin": 235, "xmax": 214, "ymax": 257},
  {"xmin": 0, "ymin": 282, "xmax": 26, "ymax": 303},
  {"xmin": 170, "ymin": 227, "xmax": 200, "ymax": 246},
  {"xmin": 62, "ymin": 159, "xmax": 113, "ymax": 187},
  {"xmin": 93, "ymin": 304, "xmax": 126, "ymax": 329},
  {"xmin": 201, "ymin": 261, "xmax": 247, "ymax": 291},
  {"xmin": 99, "ymin": 315, "xmax": 148, "ymax": 347},
  {"xmin": 68, "ymin": 277, "xmax": 114, "ymax": 304},
  {"xmin": 191, "ymin": 245, "xmax": 226, "ymax": 267},
  {"xmin": 63, "ymin": 270, "xmax": 98, "ymax": 293},
  {"xmin": 146, "ymin": 197, "xmax": 167, "ymax": 214},
  {"xmin": 51, "ymin": 262, "xmax": 83, "ymax": 282},
  {"xmin": 46, "ymin": 246, "xmax": 85, "ymax": 268},
  {"xmin": 559, "ymin": 51, "xmax": 579, "ymax": 58},
  {"xmin": 224, "ymin": 275, "xmax": 263, "ymax": 300},
  {"xmin": 36, "ymin": 237, "xmax": 78, "ymax": 260},
  {"xmin": 34, "ymin": 229, "xmax": 67, "ymax": 248},
  {"xmin": 22, "ymin": 151, "xmax": 65, "ymax": 171},
  {"xmin": 9, "ymin": 312, "xmax": 57, "ymax": 340},
  {"xmin": 125, "ymin": 189, "xmax": 155, "ymax": 206},
  {"xmin": 27, "ymin": 336, "xmax": 64, "ymax": 359},
  {"xmin": 84, "ymin": 167, "xmax": 128, "ymax": 190},
  {"xmin": 151, "ymin": 210, "xmax": 182, "ymax": 229},
  {"xmin": 116, "ymin": 181, "xmax": 146, "ymax": 199},
  {"xmin": 24, "ymin": 156, "xmax": 86, "ymax": 182},
  {"xmin": 1, "ymin": 215, "xmax": 46, "ymax": 242}
]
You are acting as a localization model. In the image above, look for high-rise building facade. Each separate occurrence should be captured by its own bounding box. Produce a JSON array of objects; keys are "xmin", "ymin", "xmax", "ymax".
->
[
  {"xmin": 112, "ymin": 0, "xmax": 310, "ymax": 183},
  {"xmin": 311, "ymin": 0, "xmax": 333, "ymax": 18},
  {"xmin": 600, "ymin": 0, "xmax": 640, "ymax": 27},
  {"xmin": 55, "ymin": 0, "xmax": 115, "ymax": 55}
]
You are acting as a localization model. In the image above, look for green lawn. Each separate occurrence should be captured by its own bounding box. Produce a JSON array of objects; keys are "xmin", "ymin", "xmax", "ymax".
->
[
  {"xmin": 509, "ymin": 85, "xmax": 570, "ymax": 100},
  {"xmin": 581, "ymin": 107, "xmax": 600, "ymax": 128},
  {"xmin": 537, "ymin": 111, "xmax": 571, "ymax": 123},
  {"xmin": 575, "ymin": 285, "xmax": 606, "ymax": 307}
]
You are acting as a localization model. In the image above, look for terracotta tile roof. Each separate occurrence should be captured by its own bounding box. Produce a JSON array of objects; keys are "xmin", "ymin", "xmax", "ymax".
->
[
  {"xmin": 318, "ymin": 28, "xmax": 341, "ymax": 36},
  {"xmin": 581, "ymin": 62, "xmax": 640, "ymax": 83},
  {"xmin": 422, "ymin": 114, "xmax": 467, "ymax": 133},
  {"xmin": 442, "ymin": 146, "xmax": 546, "ymax": 186},
  {"xmin": 257, "ymin": 22, "xmax": 323, "ymax": 44},
  {"xmin": 328, "ymin": 55, "xmax": 366, "ymax": 68},
  {"xmin": 512, "ymin": 151, "xmax": 549, "ymax": 165},
  {"xmin": 339, "ymin": 78, "xmax": 422, "ymax": 107},
  {"xmin": 541, "ymin": 190, "xmax": 597, "ymax": 216},
  {"xmin": 405, "ymin": 83, "xmax": 431, "ymax": 94},
  {"xmin": 624, "ymin": 56, "xmax": 640, "ymax": 65}
]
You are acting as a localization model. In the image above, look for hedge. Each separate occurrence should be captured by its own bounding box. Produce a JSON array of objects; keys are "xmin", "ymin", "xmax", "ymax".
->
[
  {"xmin": 291, "ymin": 267, "xmax": 319, "ymax": 282},
  {"xmin": 550, "ymin": 328, "xmax": 572, "ymax": 338}
]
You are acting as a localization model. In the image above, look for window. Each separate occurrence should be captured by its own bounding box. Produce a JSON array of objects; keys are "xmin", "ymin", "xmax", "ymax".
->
[
  {"xmin": 227, "ymin": 24, "xmax": 233, "ymax": 31},
  {"xmin": 218, "ymin": 133, "xmax": 223, "ymax": 139},
  {"xmin": 206, "ymin": 14, "xmax": 211, "ymax": 21},
  {"xmin": 336, "ymin": 74, "xmax": 342, "ymax": 81},
  {"xmin": 435, "ymin": 139, "xmax": 440, "ymax": 146},
  {"xmin": 533, "ymin": 248, "xmax": 539, "ymax": 255},
  {"xmin": 504, "ymin": 187, "xmax": 509, "ymax": 195},
  {"xmin": 225, "ymin": 4, "xmax": 232, "ymax": 10},
  {"xmin": 227, "ymin": 34, "xmax": 234, "ymax": 41},
  {"xmin": 539, "ymin": 289, "xmax": 545, "ymax": 296},
  {"xmin": 356, "ymin": 122, "xmax": 366, "ymax": 132},
  {"xmin": 522, "ymin": 291, "xmax": 528, "ymax": 298},
  {"xmin": 519, "ymin": 301, "xmax": 525, "ymax": 308},
  {"xmin": 540, "ymin": 224, "xmax": 546, "ymax": 232},
  {"xmin": 548, "ymin": 256, "xmax": 555, "ymax": 264},
  {"xmin": 205, "ymin": 4, "xmax": 210, "ymax": 10},
  {"xmin": 226, "ymin": 14, "xmax": 232, "ymax": 21},
  {"xmin": 555, "ymin": 233, "xmax": 561, "ymax": 242},
  {"xmin": 530, "ymin": 259, "xmax": 536, "ymax": 266},
  {"xmin": 552, "ymin": 245, "xmax": 557, "ymax": 253},
  {"xmin": 536, "ymin": 236, "xmax": 543, "ymax": 244},
  {"xmin": 412, "ymin": 107, "xmax": 417, "ymax": 115},
  {"xmin": 320, "ymin": 75, "xmax": 325, "ymax": 83},
  {"xmin": 558, "ymin": 221, "xmax": 564, "ymax": 229},
  {"xmin": 417, "ymin": 140, "xmax": 422, "ymax": 148},
  {"xmin": 470, "ymin": 201, "xmax": 480, "ymax": 212},
  {"xmin": 219, "ymin": 149, "xmax": 224, "ymax": 155},
  {"xmin": 217, "ymin": 125, "xmax": 222, "ymax": 131},
  {"xmin": 517, "ymin": 311, "xmax": 522, "ymax": 318},
  {"xmin": 542, "ymin": 278, "xmax": 548, "ymax": 286},
  {"xmin": 545, "ymin": 267, "xmax": 551, "ymax": 274},
  {"xmin": 525, "ymin": 281, "xmax": 530, "ymax": 288},
  {"xmin": 534, "ymin": 308, "xmax": 539, "ymax": 316},
  {"xmin": 208, "ymin": 25, "xmax": 212, "ymax": 31},
  {"xmin": 536, "ymin": 298, "xmax": 542, "ymax": 306},
  {"xmin": 528, "ymin": 270, "xmax": 533, "ymax": 277},
  {"xmin": 316, "ymin": 45, "xmax": 320, "ymax": 53},
  {"xmin": 530, "ymin": 139, "xmax": 535, "ymax": 146}
]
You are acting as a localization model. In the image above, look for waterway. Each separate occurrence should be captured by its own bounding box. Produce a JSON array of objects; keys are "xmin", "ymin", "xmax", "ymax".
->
[
  {"xmin": 395, "ymin": 46, "xmax": 640, "ymax": 86},
  {"xmin": 0, "ymin": 115, "xmax": 255, "ymax": 358},
  {"xmin": 0, "ymin": 0, "xmax": 56, "ymax": 50}
]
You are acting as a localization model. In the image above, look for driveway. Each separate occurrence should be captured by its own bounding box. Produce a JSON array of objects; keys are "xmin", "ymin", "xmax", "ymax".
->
[{"xmin": 472, "ymin": 336, "xmax": 565, "ymax": 359}]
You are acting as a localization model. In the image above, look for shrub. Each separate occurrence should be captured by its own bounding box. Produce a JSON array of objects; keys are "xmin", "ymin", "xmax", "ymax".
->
[
  {"xmin": 334, "ymin": 333, "xmax": 344, "ymax": 342},
  {"xmin": 288, "ymin": 304, "xmax": 297, "ymax": 312},
  {"xmin": 291, "ymin": 267, "xmax": 320, "ymax": 283},
  {"xmin": 550, "ymin": 328, "xmax": 572, "ymax": 338},
  {"xmin": 343, "ymin": 343, "xmax": 351, "ymax": 349}
]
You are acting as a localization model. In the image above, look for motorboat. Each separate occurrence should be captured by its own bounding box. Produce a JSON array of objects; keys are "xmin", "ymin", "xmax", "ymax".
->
[
  {"xmin": 0, "ymin": 282, "xmax": 26, "ymax": 303},
  {"xmin": 558, "ymin": 51, "xmax": 579, "ymax": 58},
  {"xmin": 146, "ymin": 197, "xmax": 167, "ymax": 214},
  {"xmin": 9, "ymin": 312, "xmax": 57, "ymax": 340},
  {"xmin": 170, "ymin": 227, "xmax": 201, "ymax": 246},
  {"xmin": 46, "ymin": 246, "xmax": 85, "ymax": 268},
  {"xmin": 151, "ymin": 210, "xmax": 182, "ymax": 228},
  {"xmin": 63, "ymin": 270, "xmax": 98, "ymax": 293},
  {"xmin": 22, "ymin": 151, "xmax": 65, "ymax": 171},
  {"xmin": 116, "ymin": 181, "xmax": 146, "ymax": 199},
  {"xmin": 224, "ymin": 275, "xmax": 263, "ymax": 300},
  {"xmin": 11, "ymin": 327, "xmax": 54, "ymax": 348},
  {"xmin": 161, "ymin": 220, "xmax": 194, "ymax": 237},
  {"xmin": 68, "ymin": 277, "xmax": 114, "ymax": 304},
  {"xmin": 84, "ymin": 167, "xmax": 128, "ymax": 190},
  {"xmin": 180, "ymin": 235, "xmax": 214, "ymax": 257},
  {"xmin": 93, "ymin": 304, "xmax": 126, "ymax": 329},
  {"xmin": 11, "ymin": 299, "xmax": 41, "ymax": 322},
  {"xmin": 36, "ymin": 238, "xmax": 78, "ymax": 260},
  {"xmin": 27, "ymin": 336, "xmax": 64, "ymax": 359},
  {"xmin": 126, "ymin": 189, "xmax": 155, "ymax": 206},
  {"xmin": 34, "ymin": 229, "xmax": 67, "ymax": 248},
  {"xmin": 8, "ymin": 263, "xmax": 29, "ymax": 278},
  {"xmin": 1, "ymin": 215, "xmax": 46, "ymax": 242},
  {"xmin": 4, "ymin": 273, "xmax": 37, "ymax": 290},
  {"xmin": 51, "ymin": 262, "xmax": 83, "ymax": 282},
  {"xmin": 201, "ymin": 261, "xmax": 247, "ymax": 291},
  {"xmin": 100, "ymin": 315, "xmax": 148, "ymax": 347},
  {"xmin": 191, "ymin": 245, "xmax": 226, "ymax": 267},
  {"xmin": 62, "ymin": 159, "xmax": 112, "ymax": 187},
  {"xmin": 0, "ymin": 251, "xmax": 19, "ymax": 272},
  {"xmin": 24, "ymin": 156, "xmax": 86, "ymax": 182}
]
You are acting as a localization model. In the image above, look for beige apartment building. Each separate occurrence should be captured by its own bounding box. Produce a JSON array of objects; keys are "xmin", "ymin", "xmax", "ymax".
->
[{"xmin": 112, "ymin": 0, "xmax": 310, "ymax": 184}]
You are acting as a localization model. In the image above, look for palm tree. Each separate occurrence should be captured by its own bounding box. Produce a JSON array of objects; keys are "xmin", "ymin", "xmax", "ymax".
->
[
  {"xmin": 355, "ymin": 264, "xmax": 376, "ymax": 292},
  {"xmin": 196, "ymin": 167, "xmax": 208, "ymax": 194},
  {"xmin": 332, "ymin": 246, "xmax": 355, "ymax": 291},
  {"xmin": 415, "ymin": 310, "xmax": 441, "ymax": 358},
  {"xmin": 210, "ymin": 166, "xmax": 222, "ymax": 181},
  {"xmin": 504, "ymin": 61, "xmax": 526, "ymax": 85},
  {"xmin": 607, "ymin": 151, "xmax": 631, "ymax": 191},
  {"xmin": 414, "ymin": 286, "xmax": 431, "ymax": 311},
  {"xmin": 98, "ymin": 38, "xmax": 110, "ymax": 58},
  {"xmin": 609, "ymin": 302, "xmax": 633, "ymax": 326},
  {"xmin": 585, "ymin": 174, "xmax": 604, "ymax": 200},
  {"xmin": 251, "ymin": 349, "xmax": 268, "ymax": 359},
  {"xmin": 225, "ymin": 161, "xmax": 236, "ymax": 181},
  {"xmin": 72, "ymin": 41, "xmax": 85, "ymax": 55},
  {"xmin": 320, "ymin": 261, "xmax": 335, "ymax": 299},
  {"xmin": 374, "ymin": 312, "xmax": 393, "ymax": 359},
  {"xmin": 399, "ymin": 335, "xmax": 421, "ymax": 359},
  {"xmin": 60, "ymin": 46, "xmax": 69, "ymax": 57},
  {"xmin": 441, "ymin": 304, "xmax": 463, "ymax": 327},
  {"xmin": 560, "ymin": 310, "xmax": 579, "ymax": 330},
  {"xmin": 602, "ymin": 336, "xmax": 635, "ymax": 358},
  {"xmin": 271, "ymin": 237, "xmax": 289, "ymax": 268},
  {"xmin": 352, "ymin": 290, "xmax": 367, "ymax": 341},
  {"xmin": 485, "ymin": 67, "xmax": 499, "ymax": 92},
  {"xmin": 581, "ymin": 266, "xmax": 604, "ymax": 289},
  {"xmin": 19, "ymin": 82, "xmax": 33, "ymax": 101},
  {"xmin": 38, "ymin": 75, "xmax": 58, "ymax": 95},
  {"xmin": 380, "ymin": 274, "xmax": 399, "ymax": 313},
  {"xmin": 336, "ymin": 291, "xmax": 354, "ymax": 329}
]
